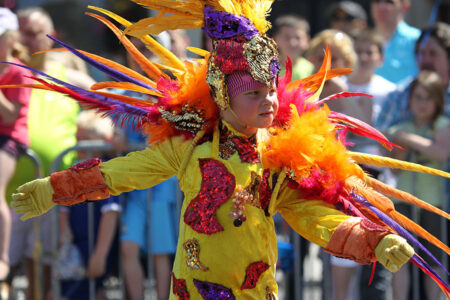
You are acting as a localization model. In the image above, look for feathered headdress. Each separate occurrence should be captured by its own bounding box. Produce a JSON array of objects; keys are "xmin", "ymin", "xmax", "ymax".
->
[{"xmin": 1, "ymin": 0, "xmax": 449, "ymax": 296}]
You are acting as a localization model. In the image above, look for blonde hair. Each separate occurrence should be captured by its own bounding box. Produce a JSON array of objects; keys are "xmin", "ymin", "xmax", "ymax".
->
[
  {"xmin": 307, "ymin": 29, "xmax": 356, "ymax": 68},
  {"xmin": 2, "ymin": 30, "xmax": 29, "ymax": 64}
]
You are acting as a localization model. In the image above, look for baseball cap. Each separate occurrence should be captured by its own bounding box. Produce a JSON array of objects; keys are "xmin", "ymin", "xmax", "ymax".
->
[
  {"xmin": 329, "ymin": 1, "xmax": 368, "ymax": 23},
  {"xmin": 0, "ymin": 7, "xmax": 18, "ymax": 36}
]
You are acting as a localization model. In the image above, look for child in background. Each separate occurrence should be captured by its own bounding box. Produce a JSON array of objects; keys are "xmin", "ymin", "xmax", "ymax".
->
[
  {"xmin": 59, "ymin": 111, "xmax": 121, "ymax": 300},
  {"xmin": 389, "ymin": 71, "xmax": 450, "ymax": 300},
  {"xmin": 272, "ymin": 15, "xmax": 314, "ymax": 81},
  {"xmin": 306, "ymin": 29, "xmax": 356, "ymax": 110},
  {"xmin": 0, "ymin": 7, "xmax": 32, "ymax": 281}
]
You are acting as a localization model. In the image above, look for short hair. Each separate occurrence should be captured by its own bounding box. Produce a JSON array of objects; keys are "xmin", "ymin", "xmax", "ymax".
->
[
  {"xmin": 272, "ymin": 15, "xmax": 310, "ymax": 36},
  {"xmin": 17, "ymin": 7, "xmax": 54, "ymax": 33},
  {"xmin": 307, "ymin": 29, "xmax": 356, "ymax": 68},
  {"xmin": 415, "ymin": 22, "xmax": 450, "ymax": 60},
  {"xmin": 409, "ymin": 70, "xmax": 445, "ymax": 123},
  {"xmin": 352, "ymin": 29, "xmax": 385, "ymax": 54}
]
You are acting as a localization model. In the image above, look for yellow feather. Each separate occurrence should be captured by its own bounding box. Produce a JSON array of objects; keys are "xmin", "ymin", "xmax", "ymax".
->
[
  {"xmin": 350, "ymin": 152, "xmax": 450, "ymax": 178},
  {"xmin": 88, "ymin": 6, "xmax": 186, "ymax": 71}
]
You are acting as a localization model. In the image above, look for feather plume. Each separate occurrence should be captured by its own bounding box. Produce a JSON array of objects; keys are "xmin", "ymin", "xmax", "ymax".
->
[
  {"xmin": 350, "ymin": 152, "xmax": 450, "ymax": 178},
  {"xmin": 88, "ymin": 5, "xmax": 186, "ymax": 71}
]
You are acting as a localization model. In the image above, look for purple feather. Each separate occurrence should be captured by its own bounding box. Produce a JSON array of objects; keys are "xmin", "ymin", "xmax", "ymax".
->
[
  {"xmin": 1, "ymin": 61, "xmax": 150, "ymax": 130},
  {"xmin": 410, "ymin": 253, "xmax": 450, "ymax": 292},
  {"xmin": 351, "ymin": 192, "xmax": 449, "ymax": 276},
  {"xmin": 46, "ymin": 35, "xmax": 157, "ymax": 91}
]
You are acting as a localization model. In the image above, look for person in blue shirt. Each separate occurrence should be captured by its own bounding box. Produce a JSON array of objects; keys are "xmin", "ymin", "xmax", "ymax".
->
[{"xmin": 371, "ymin": 0, "xmax": 420, "ymax": 84}]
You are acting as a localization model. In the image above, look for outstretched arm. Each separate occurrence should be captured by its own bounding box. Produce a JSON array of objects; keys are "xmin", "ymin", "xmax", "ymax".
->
[
  {"xmin": 276, "ymin": 181, "xmax": 413, "ymax": 272},
  {"xmin": 11, "ymin": 135, "xmax": 192, "ymax": 220}
]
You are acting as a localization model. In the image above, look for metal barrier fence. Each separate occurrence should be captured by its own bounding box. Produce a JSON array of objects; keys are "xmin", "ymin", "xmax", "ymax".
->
[{"xmin": 12, "ymin": 140, "xmax": 449, "ymax": 299}]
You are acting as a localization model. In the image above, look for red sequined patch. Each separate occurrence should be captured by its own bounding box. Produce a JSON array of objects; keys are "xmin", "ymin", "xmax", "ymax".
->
[
  {"xmin": 240, "ymin": 261, "xmax": 270, "ymax": 290},
  {"xmin": 184, "ymin": 158, "xmax": 236, "ymax": 234},
  {"xmin": 171, "ymin": 272, "xmax": 190, "ymax": 300},
  {"xmin": 69, "ymin": 158, "xmax": 102, "ymax": 171},
  {"xmin": 219, "ymin": 122, "xmax": 259, "ymax": 163},
  {"xmin": 259, "ymin": 169, "xmax": 272, "ymax": 215},
  {"xmin": 215, "ymin": 38, "xmax": 249, "ymax": 74}
]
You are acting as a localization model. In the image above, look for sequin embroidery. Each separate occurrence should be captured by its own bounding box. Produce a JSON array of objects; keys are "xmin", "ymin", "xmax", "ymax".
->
[
  {"xmin": 184, "ymin": 158, "xmax": 235, "ymax": 235},
  {"xmin": 193, "ymin": 279, "xmax": 235, "ymax": 300},
  {"xmin": 171, "ymin": 272, "xmax": 190, "ymax": 300},
  {"xmin": 241, "ymin": 261, "xmax": 270, "ymax": 290},
  {"xmin": 183, "ymin": 239, "xmax": 208, "ymax": 271},
  {"xmin": 219, "ymin": 122, "xmax": 259, "ymax": 163}
]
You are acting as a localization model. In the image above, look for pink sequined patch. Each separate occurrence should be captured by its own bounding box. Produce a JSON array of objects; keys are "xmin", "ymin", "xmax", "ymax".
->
[
  {"xmin": 171, "ymin": 272, "xmax": 190, "ymax": 300},
  {"xmin": 184, "ymin": 158, "xmax": 236, "ymax": 234},
  {"xmin": 241, "ymin": 261, "xmax": 270, "ymax": 290}
]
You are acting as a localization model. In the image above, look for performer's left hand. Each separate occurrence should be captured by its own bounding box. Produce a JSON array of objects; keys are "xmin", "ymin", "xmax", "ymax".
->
[{"xmin": 375, "ymin": 234, "xmax": 414, "ymax": 272}]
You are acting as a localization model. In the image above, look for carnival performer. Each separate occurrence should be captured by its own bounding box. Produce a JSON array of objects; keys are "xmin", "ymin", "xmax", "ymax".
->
[{"xmin": 5, "ymin": 1, "xmax": 450, "ymax": 299}]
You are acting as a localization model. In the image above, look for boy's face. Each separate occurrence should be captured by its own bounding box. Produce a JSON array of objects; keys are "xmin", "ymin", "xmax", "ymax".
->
[
  {"xmin": 354, "ymin": 40, "xmax": 383, "ymax": 72},
  {"xmin": 274, "ymin": 26, "xmax": 309, "ymax": 61},
  {"xmin": 223, "ymin": 87, "xmax": 278, "ymax": 135},
  {"xmin": 371, "ymin": 0, "xmax": 405, "ymax": 28}
]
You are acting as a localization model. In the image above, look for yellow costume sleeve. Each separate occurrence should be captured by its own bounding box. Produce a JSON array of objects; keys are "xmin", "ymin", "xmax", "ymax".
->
[
  {"xmin": 275, "ymin": 181, "xmax": 351, "ymax": 248},
  {"xmin": 100, "ymin": 135, "xmax": 193, "ymax": 195}
]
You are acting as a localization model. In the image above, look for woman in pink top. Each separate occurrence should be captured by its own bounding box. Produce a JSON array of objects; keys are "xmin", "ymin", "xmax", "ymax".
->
[{"xmin": 0, "ymin": 8, "xmax": 32, "ymax": 280}]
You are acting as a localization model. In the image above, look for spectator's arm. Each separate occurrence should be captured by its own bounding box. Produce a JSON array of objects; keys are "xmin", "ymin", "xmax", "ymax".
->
[
  {"xmin": 87, "ymin": 209, "xmax": 119, "ymax": 278},
  {"xmin": 58, "ymin": 208, "xmax": 73, "ymax": 245},
  {"xmin": 0, "ymin": 90, "xmax": 21, "ymax": 125},
  {"xmin": 392, "ymin": 125, "xmax": 450, "ymax": 161},
  {"xmin": 66, "ymin": 68, "xmax": 96, "ymax": 90}
]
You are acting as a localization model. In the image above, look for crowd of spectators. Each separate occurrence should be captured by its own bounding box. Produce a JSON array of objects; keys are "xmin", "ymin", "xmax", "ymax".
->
[{"xmin": 0, "ymin": 0, "xmax": 448, "ymax": 299}]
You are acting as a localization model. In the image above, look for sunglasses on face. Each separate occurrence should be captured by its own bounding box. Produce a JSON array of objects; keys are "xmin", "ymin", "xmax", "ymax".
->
[
  {"xmin": 372, "ymin": 0, "xmax": 395, "ymax": 4},
  {"xmin": 331, "ymin": 14, "xmax": 355, "ymax": 22}
]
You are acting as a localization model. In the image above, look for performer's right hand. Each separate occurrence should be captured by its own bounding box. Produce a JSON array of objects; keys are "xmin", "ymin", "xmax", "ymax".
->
[{"xmin": 11, "ymin": 177, "xmax": 55, "ymax": 220}]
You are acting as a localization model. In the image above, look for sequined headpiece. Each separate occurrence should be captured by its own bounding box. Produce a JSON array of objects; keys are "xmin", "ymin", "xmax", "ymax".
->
[{"xmin": 203, "ymin": 6, "xmax": 280, "ymax": 109}]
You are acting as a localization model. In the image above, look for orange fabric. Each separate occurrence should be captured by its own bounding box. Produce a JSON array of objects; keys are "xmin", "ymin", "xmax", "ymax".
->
[
  {"xmin": 324, "ymin": 217, "xmax": 391, "ymax": 264},
  {"xmin": 50, "ymin": 163, "xmax": 110, "ymax": 205}
]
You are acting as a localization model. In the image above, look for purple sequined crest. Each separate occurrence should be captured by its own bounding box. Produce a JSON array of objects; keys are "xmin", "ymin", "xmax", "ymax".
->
[
  {"xmin": 193, "ymin": 279, "xmax": 235, "ymax": 300},
  {"xmin": 203, "ymin": 6, "xmax": 258, "ymax": 40}
]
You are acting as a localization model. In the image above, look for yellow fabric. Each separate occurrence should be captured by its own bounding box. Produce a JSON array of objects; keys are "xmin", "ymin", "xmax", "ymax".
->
[
  {"xmin": 100, "ymin": 122, "xmax": 352, "ymax": 299},
  {"xmin": 11, "ymin": 177, "xmax": 55, "ymax": 220},
  {"xmin": 374, "ymin": 234, "xmax": 414, "ymax": 272}
]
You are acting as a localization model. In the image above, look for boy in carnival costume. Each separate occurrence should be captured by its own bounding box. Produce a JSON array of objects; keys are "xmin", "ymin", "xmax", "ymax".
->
[{"xmin": 6, "ymin": 0, "xmax": 450, "ymax": 298}]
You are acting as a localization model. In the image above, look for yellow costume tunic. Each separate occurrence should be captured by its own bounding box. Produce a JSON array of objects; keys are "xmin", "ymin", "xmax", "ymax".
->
[{"xmin": 100, "ymin": 121, "xmax": 350, "ymax": 299}]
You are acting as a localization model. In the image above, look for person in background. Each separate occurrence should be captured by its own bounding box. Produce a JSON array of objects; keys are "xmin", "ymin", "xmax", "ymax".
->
[
  {"xmin": 306, "ymin": 29, "xmax": 356, "ymax": 109},
  {"xmin": 6, "ymin": 7, "xmax": 94, "ymax": 299},
  {"xmin": 371, "ymin": 0, "xmax": 420, "ymax": 84},
  {"xmin": 0, "ymin": 7, "xmax": 32, "ymax": 284},
  {"xmin": 375, "ymin": 22, "xmax": 450, "ymax": 133},
  {"xmin": 272, "ymin": 14, "xmax": 314, "ymax": 81},
  {"xmin": 59, "ymin": 111, "xmax": 121, "ymax": 300},
  {"xmin": 330, "ymin": 29, "xmax": 397, "ymax": 300},
  {"xmin": 388, "ymin": 71, "xmax": 450, "ymax": 300},
  {"xmin": 119, "ymin": 34, "xmax": 179, "ymax": 300},
  {"xmin": 328, "ymin": 1, "xmax": 368, "ymax": 35},
  {"xmin": 168, "ymin": 29, "xmax": 190, "ymax": 61}
]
